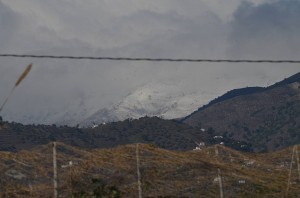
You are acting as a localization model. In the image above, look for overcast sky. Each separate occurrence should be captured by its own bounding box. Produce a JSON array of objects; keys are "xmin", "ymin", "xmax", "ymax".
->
[{"xmin": 0, "ymin": 0, "xmax": 299, "ymax": 124}]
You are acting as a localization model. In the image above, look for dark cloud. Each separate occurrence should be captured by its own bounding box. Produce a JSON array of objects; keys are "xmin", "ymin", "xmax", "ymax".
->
[{"xmin": 229, "ymin": 0, "xmax": 300, "ymax": 59}]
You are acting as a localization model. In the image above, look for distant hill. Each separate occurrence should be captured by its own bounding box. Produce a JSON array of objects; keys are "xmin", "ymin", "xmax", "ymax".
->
[
  {"xmin": 183, "ymin": 86, "xmax": 264, "ymax": 121},
  {"xmin": 267, "ymin": 71, "xmax": 300, "ymax": 89},
  {"xmin": 0, "ymin": 117, "xmax": 251, "ymax": 152},
  {"xmin": 183, "ymin": 72, "xmax": 300, "ymax": 152},
  {"xmin": 183, "ymin": 72, "xmax": 300, "ymax": 121},
  {"xmin": 0, "ymin": 143, "xmax": 299, "ymax": 197}
]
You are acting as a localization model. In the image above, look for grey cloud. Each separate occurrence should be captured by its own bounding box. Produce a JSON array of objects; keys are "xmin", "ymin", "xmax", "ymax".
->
[
  {"xmin": 229, "ymin": 0, "xmax": 300, "ymax": 59},
  {"xmin": 0, "ymin": 2, "xmax": 20, "ymax": 52},
  {"xmin": 0, "ymin": 0, "xmax": 299, "ymax": 124}
]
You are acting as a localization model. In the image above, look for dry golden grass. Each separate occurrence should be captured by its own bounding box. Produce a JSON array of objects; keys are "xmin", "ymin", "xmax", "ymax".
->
[
  {"xmin": 0, "ymin": 63, "xmax": 33, "ymax": 113},
  {"xmin": 0, "ymin": 143, "xmax": 299, "ymax": 197},
  {"xmin": 15, "ymin": 63, "xmax": 32, "ymax": 87}
]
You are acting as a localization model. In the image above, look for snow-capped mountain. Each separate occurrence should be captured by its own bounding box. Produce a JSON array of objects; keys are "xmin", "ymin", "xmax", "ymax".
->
[
  {"xmin": 1, "ymin": 72, "xmax": 275, "ymax": 127},
  {"xmin": 80, "ymin": 82, "xmax": 216, "ymax": 127}
]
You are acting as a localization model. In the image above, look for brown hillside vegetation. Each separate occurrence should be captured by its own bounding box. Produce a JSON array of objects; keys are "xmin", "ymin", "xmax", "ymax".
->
[{"xmin": 0, "ymin": 143, "xmax": 299, "ymax": 197}]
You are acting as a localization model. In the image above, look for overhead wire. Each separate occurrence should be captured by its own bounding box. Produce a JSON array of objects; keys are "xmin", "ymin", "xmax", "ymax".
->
[{"xmin": 0, "ymin": 54, "xmax": 300, "ymax": 63}]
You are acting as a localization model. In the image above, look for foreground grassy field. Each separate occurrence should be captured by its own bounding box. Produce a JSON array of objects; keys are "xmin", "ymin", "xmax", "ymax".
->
[{"xmin": 0, "ymin": 143, "xmax": 299, "ymax": 197}]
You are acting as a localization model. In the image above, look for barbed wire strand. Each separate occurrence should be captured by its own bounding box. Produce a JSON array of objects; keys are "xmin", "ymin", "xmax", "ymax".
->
[{"xmin": 0, "ymin": 54, "xmax": 300, "ymax": 63}]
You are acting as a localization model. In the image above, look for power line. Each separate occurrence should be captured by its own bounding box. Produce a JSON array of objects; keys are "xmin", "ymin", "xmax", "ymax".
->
[{"xmin": 0, "ymin": 54, "xmax": 300, "ymax": 63}]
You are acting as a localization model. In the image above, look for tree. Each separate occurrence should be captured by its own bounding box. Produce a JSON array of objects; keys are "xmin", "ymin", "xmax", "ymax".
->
[{"xmin": 72, "ymin": 178, "xmax": 121, "ymax": 198}]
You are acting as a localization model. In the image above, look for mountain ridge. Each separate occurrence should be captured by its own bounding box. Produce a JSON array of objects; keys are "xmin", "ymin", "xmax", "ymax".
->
[
  {"xmin": 183, "ymin": 72, "xmax": 300, "ymax": 152},
  {"xmin": 182, "ymin": 72, "xmax": 300, "ymax": 122}
]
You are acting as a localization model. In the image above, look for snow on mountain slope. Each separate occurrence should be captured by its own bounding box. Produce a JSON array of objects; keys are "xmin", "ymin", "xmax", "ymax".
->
[
  {"xmin": 80, "ymin": 82, "xmax": 217, "ymax": 127},
  {"xmin": 81, "ymin": 72, "xmax": 276, "ymax": 127},
  {"xmin": 1, "ymin": 71, "xmax": 276, "ymax": 127}
]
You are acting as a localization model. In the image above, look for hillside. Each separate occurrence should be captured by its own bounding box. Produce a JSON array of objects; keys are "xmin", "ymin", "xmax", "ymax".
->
[
  {"xmin": 183, "ymin": 72, "xmax": 300, "ymax": 152},
  {"xmin": 183, "ymin": 72, "xmax": 300, "ymax": 121},
  {"xmin": 0, "ymin": 117, "xmax": 251, "ymax": 153},
  {"xmin": 0, "ymin": 143, "xmax": 299, "ymax": 197},
  {"xmin": 183, "ymin": 86, "xmax": 264, "ymax": 121}
]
